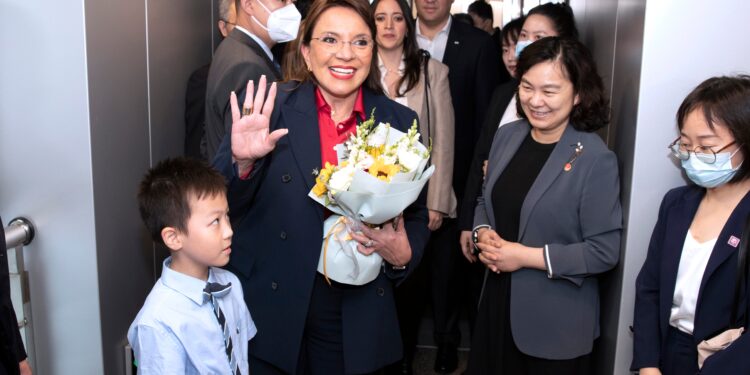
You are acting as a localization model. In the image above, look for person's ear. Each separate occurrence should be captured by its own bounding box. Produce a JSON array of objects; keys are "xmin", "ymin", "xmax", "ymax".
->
[
  {"xmin": 574, "ymin": 93, "xmax": 581, "ymax": 106},
  {"xmin": 301, "ymin": 43, "xmax": 311, "ymax": 71},
  {"xmin": 161, "ymin": 227, "xmax": 183, "ymax": 251},
  {"xmin": 241, "ymin": 0, "xmax": 254, "ymax": 16},
  {"xmin": 218, "ymin": 20, "xmax": 229, "ymax": 38}
]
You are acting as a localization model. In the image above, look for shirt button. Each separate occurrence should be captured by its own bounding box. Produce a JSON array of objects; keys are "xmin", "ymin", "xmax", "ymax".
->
[
  {"xmin": 377, "ymin": 287, "xmax": 385, "ymax": 296},
  {"xmin": 271, "ymin": 282, "xmax": 278, "ymax": 290},
  {"xmin": 236, "ymin": 327, "xmax": 240, "ymax": 334},
  {"xmin": 280, "ymin": 231, "xmax": 287, "ymax": 240},
  {"xmin": 281, "ymin": 174, "xmax": 291, "ymax": 183}
]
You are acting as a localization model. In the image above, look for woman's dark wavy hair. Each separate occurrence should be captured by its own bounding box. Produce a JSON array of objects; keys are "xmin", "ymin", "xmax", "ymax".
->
[
  {"xmin": 676, "ymin": 75, "xmax": 750, "ymax": 182},
  {"xmin": 502, "ymin": 16, "xmax": 525, "ymax": 47},
  {"xmin": 527, "ymin": 2, "xmax": 579, "ymax": 40},
  {"xmin": 370, "ymin": 0, "xmax": 422, "ymax": 97},
  {"xmin": 515, "ymin": 37, "xmax": 610, "ymax": 132},
  {"xmin": 284, "ymin": 0, "xmax": 383, "ymax": 94}
]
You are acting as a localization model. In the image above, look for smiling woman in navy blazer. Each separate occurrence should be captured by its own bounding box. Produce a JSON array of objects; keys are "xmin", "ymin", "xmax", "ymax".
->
[
  {"xmin": 632, "ymin": 76, "xmax": 750, "ymax": 375},
  {"xmin": 212, "ymin": 0, "xmax": 430, "ymax": 373},
  {"xmin": 466, "ymin": 37, "xmax": 622, "ymax": 375}
]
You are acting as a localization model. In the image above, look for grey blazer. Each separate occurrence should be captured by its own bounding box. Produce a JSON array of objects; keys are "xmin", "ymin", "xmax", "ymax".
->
[
  {"xmin": 204, "ymin": 28, "xmax": 281, "ymax": 160},
  {"xmin": 404, "ymin": 58, "xmax": 457, "ymax": 218},
  {"xmin": 474, "ymin": 120, "xmax": 622, "ymax": 360}
]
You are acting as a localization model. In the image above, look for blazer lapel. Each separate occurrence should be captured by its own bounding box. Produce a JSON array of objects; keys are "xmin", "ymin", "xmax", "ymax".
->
[
  {"xmin": 283, "ymin": 83, "xmax": 321, "ymax": 192},
  {"xmin": 518, "ymin": 125, "xmax": 580, "ymax": 239},
  {"xmin": 441, "ymin": 17, "xmax": 461, "ymax": 65},
  {"xmin": 406, "ymin": 78, "xmax": 426, "ymax": 138},
  {"xmin": 483, "ymin": 123, "xmax": 530, "ymax": 228},
  {"xmin": 228, "ymin": 30, "xmax": 281, "ymax": 79},
  {"xmin": 698, "ymin": 190, "xmax": 750, "ymax": 294},
  {"xmin": 659, "ymin": 189, "xmax": 703, "ymax": 325}
]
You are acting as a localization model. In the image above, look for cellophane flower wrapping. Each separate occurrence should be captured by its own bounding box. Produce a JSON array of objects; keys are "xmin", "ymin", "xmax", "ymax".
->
[{"xmin": 308, "ymin": 111, "xmax": 434, "ymax": 285}]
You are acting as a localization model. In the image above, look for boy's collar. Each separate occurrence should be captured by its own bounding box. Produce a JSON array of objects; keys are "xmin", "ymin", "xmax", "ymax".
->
[{"xmin": 160, "ymin": 256, "xmax": 216, "ymax": 306}]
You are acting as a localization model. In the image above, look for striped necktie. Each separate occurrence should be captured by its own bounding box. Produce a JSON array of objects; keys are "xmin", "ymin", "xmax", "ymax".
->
[{"xmin": 204, "ymin": 282, "xmax": 240, "ymax": 375}]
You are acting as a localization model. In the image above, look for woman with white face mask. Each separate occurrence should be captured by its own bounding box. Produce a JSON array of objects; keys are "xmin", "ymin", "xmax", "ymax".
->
[
  {"xmin": 633, "ymin": 75, "xmax": 750, "ymax": 375},
  {"xmin": 514, "ymin": 3, "xmax": 578, "ymax": 57}
]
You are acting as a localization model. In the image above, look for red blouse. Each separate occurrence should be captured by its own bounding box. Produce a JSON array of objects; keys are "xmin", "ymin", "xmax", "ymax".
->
[{"xmin": 315, "ymin": 87, "xmax": 365, "ymax": 167}]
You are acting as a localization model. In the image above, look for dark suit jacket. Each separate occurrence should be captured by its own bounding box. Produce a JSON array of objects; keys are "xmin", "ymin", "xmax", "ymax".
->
[
  {"xmin": 474, "ymin": 121, "xmax": 622, "ymax": 359},
  {"xmin": 632, "ymin": 186, "xmax": 750, "ymax": 374},
  {"xmin": 458, "ymin": 80, "xmax": 518, "ymax": 230},
  {"xmin": 205, "ymin": 28, "xmax": 281, "ymax": 161},
  {"xmin": 441, "ymin": 18, "xmax": 501, "ymax": 203},
  {"xmin": 184, "ymin": 63, "xmax": 210, "ymax": 159},
  {"xmin": 212, "ymin": 81, "xmax": 430, "ymax": 374},
  {"xmin": 0, "ymin": 218, "xmax": 25, "ymax": 375}
]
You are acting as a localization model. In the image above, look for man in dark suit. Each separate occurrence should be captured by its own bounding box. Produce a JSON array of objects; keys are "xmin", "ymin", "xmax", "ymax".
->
[
  {"xmin": 204, "ymin": 0, "xmax": 300, "ymax": 160},
  {"xmin": 414, "ymin": 0, "xmax": 501, "ymax": 371},
  {"xmin": 184, "ymin": 0, "xmax": 237, "ymax": 160}
]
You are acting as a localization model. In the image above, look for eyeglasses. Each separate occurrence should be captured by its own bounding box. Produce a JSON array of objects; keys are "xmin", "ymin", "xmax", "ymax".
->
[
  {"xmin": 668, "ymin": 138, "xmax": 738, "ymax": 164},
  {"xmin": 310, "ymin": 35, "xmax": 373, "ymax": 54},
  {"xmin": 220, "ymin": 19, "xmax": 236, "ymax": 27}
]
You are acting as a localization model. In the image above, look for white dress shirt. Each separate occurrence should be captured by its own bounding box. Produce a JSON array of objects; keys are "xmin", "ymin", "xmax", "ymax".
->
[
  {"xmin": 235, "ymin": 25, "xmax": 274, "ymax": 62},
  {"xmin": 128, "ymin": 257, "xmax": 256, "ymax": 374},
  {"xmin": 498, "ymin": 96, "xmax": 521, "ymax": 128},
  {"xmin": 669, "ymin": 231, "xmax": 717, "ymax": 334},
  {"xmin": 416, "ymin": 17, "xmax": 452, "ymax": 62},
  {"xmin": 378, "ymin": 55, "xmax": 408, "ymax": 107}
]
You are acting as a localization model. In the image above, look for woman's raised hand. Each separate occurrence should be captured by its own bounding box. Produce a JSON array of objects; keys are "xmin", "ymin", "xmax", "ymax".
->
[{"xmin": 230, "ymin": 76, "xmax": 288, "ymax": 173}]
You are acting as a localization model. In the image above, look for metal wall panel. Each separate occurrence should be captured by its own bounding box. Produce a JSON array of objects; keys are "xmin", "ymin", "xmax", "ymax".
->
[{"xmin": 0, "ymin": 0, "xmax": 105, "ymax": 373}]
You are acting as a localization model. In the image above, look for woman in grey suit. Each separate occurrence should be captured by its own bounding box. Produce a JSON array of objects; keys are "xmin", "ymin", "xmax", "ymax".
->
[{"xmin": 466, "ymin": 37, "xmax": 622, "ymax": 374}]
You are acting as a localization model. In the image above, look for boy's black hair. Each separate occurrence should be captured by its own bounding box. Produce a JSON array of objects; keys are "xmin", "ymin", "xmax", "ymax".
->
[{"xmin": 137, "ymin": 157, "xmax": 226, "ymax": 244}]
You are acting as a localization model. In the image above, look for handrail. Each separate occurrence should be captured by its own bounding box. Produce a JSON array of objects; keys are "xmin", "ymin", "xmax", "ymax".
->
[{"xmin": 5, "ymin": 217, "xmax": 35, "ymax": 249}]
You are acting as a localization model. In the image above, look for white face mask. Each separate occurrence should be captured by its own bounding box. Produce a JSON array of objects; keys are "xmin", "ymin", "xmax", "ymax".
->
[
  {"xmin": 251, "ymin": 0, "xmax": 301, "ymax": 43},
  {"xmin": 515, "ymin": 39, "xmax": 534, "ymax": 58}
]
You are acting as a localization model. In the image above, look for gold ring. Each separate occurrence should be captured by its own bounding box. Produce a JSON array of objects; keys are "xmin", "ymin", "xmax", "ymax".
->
[{"xmin": 242, "ymin": 106, "xmax": 253, "ymax": 116}]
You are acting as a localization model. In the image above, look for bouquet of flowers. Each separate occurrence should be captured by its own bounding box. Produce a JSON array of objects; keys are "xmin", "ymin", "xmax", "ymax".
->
[{"xmin": 308, "ymin": 110, "xmax": 434, "ymax": 285}]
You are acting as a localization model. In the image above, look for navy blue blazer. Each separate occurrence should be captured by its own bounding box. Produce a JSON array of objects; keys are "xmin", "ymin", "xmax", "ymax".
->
[
  {"xmin": 632, "ymin": 185, "xmax": 750, "ymax": 373},
  {"xmin": 213, "ymin": 81, "xmax": 430, "ymax": 374}
]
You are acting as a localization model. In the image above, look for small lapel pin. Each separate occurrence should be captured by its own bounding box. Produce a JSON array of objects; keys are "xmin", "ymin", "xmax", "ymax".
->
[
  {"xmin": 454, "ymin": 41, "xmax": 460, "ymax": 45},
  {"xmin": 564, "ymin": 142, "xmax": 584, "ymax": 172},
  {"xmin": 312, "ymin": 168, "xmax": 319, "ymax": 176},
  {"xmin": 728, "ymin": 235, "xmax": 740, "ymax": 248}
]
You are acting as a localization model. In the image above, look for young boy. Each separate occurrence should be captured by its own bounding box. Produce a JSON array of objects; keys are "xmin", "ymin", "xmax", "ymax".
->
[{"xmin": 128, "ymin": 157, "xmax": 255, "ymax": 374}]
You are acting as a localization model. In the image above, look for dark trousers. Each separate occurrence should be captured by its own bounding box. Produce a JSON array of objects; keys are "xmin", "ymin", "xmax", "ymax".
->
[
  {"xmin": 662, "ymin": 326, "xmax": 699, "ymax": 375},
  {"xmin": 428, "ymin": 219, "xmax": 483, "ymax": 346},
  {"xmin": 250, "ymin": 274, "xmax": 379, "ymax": 375}
]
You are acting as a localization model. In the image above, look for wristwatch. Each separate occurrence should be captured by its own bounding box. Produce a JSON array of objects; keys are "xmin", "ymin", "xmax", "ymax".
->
[{"xmin": 472, "ymin": 225, "xmax": 492, "ymax": 252}]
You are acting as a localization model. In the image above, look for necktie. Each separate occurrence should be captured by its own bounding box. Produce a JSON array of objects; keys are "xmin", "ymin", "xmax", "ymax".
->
[{"xmin": 204, "ymin": 282, "xmax": 241, "ymax": 375}]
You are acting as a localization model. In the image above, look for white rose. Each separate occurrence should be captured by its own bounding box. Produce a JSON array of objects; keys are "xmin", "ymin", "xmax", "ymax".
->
[
  {"xmin": 329, "ymin": 165, "xmax": 355, "ymax": 192},
  {"xmin": 367, "ymin": 124, "xmax": 390, "ymax": 147},
  {"xmin": 355, "ymin": 153, "xmax": 374, "ymax": 170},
  {"xmin": 398, "ymin": 148, "xmax": 423, "ymax": 172}
]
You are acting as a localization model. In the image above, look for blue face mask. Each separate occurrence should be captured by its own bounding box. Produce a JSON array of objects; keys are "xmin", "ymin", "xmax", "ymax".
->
[
  {"xmin": 681, "ymin": 149, "xmax": 742, "ymax": 188},
  {"xmin": 515, "ymin": 39, "xmax": 534, "ymax": 58}
]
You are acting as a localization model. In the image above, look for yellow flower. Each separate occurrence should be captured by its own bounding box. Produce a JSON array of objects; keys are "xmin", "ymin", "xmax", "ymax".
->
[
  {"xmin": 368, "ymin": 158, "xmax": 400, "ymax": 182},
  {"xmin": 313, "ymin": 162, "xmax": 336, "ymax": 196},
  {"xmin": 366, "ymin": 145, "xmax": 386, "ymax": 159}
]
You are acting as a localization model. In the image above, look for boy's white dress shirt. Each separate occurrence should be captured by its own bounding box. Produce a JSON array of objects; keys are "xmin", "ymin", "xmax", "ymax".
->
[{"xmin": 128, "ymin": 257, "xmax": 256, "ymax": 374}]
